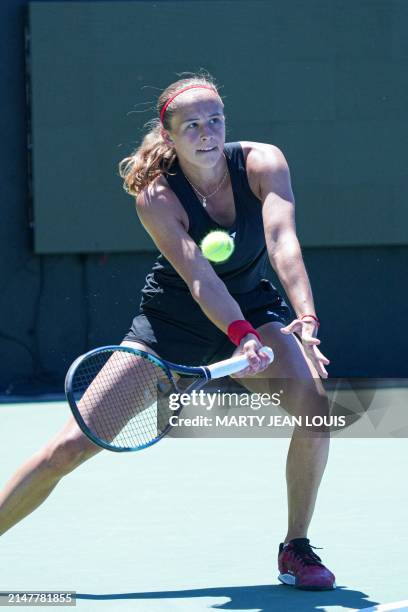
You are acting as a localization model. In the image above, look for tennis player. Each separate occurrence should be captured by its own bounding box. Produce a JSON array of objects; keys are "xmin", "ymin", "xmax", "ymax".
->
[{"xmin": 0, "ymin": 73, "xmax": 335, "ymax": 590}]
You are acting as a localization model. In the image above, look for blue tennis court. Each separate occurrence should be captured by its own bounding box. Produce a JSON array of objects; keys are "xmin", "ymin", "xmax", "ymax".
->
[{"xmin": 2, "ymin": 393, "xmax": 407, "ymax": 611}]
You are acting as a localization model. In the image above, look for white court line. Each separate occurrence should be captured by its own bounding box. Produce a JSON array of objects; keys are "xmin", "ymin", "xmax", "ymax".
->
[{"xmin": 360, "ymin": 601, "xmax": 408, "ymax": 611}]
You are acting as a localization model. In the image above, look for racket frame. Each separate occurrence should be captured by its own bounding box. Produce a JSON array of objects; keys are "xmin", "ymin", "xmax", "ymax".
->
[{"xmin": 65, "ymin": 346, "xmax": 212, "ymax": 452}]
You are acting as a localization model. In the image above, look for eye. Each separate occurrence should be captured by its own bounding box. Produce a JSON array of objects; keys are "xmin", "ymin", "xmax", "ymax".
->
[{"xmin": 187, "ymin": 122, "xmax": 198, "ymax": 129}]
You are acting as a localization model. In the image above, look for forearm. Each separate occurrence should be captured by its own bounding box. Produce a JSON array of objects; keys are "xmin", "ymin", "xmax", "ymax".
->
[
  {"xmin": 270, "ymin": 241, "xmax": 317, "ymax": 319},
  {"xmin": 190, "ymin": 278, "xmax": 245, "ymax": 333}
]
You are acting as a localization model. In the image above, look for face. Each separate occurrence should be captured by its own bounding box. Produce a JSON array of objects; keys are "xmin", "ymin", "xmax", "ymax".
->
[{"xmin": 162, "ymin": 91, "xmax": 226, "ymax": 168}]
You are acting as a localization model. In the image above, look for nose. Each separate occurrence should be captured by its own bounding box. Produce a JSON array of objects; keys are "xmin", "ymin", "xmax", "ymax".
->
[{"xmin": 199, "ymin": 124, "xmax": 212, "ymax": 141}]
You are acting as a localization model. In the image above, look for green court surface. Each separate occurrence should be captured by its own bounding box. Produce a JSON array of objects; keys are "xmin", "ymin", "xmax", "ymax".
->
[{"xmin": 1, "ymin": 399, "xmax": 407, "ymax": 612}]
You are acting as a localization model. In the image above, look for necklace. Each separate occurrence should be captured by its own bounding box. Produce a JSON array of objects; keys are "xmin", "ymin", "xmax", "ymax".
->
[{"xmin": 184, "ymin": 156, "xmax": 228, "ymax": 207}]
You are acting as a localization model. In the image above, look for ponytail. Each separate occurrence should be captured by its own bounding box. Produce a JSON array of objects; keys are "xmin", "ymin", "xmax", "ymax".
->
[{"xmin": 118, "ymin": 121, "xmax": 176, "ymax": 197}]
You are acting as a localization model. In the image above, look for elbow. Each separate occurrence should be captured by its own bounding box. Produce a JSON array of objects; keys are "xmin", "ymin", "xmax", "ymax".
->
[{"xmin": 268, "ymin": 238, "xmax": 302, "ymax": 268}]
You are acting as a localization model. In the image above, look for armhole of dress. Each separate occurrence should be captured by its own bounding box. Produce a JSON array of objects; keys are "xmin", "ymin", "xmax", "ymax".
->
[{"xmin": 232, "ymin": 142, "xmax": 259, "ymax": 201}]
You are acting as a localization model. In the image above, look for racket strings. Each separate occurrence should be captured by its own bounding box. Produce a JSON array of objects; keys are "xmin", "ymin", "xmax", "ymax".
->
[{"xmin": 71, "ymin": 350, "xmax": 174, "ymax": 449}]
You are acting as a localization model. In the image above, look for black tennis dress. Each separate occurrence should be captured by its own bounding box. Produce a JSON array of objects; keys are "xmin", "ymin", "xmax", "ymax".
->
[{"xmin": 123, "ymin": 142, "xmax": 291, "ymax": 365}]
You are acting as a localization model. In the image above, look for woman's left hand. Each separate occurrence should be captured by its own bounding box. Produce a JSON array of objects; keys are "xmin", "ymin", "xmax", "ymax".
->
[{"xmin": 280, "ymin": 318, "xmax": 330, "ymax": 379}]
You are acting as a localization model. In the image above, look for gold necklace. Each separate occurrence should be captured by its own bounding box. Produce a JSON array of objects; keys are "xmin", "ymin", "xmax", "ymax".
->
[{"xmin": 184, "ymin": 156, "xmax": 228, "ymax": 207}]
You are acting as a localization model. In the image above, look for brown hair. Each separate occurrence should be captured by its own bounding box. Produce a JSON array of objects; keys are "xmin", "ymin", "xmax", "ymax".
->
[{"xmin": 119, "ymin": 73, "xmax": 220, "ymax": 197}]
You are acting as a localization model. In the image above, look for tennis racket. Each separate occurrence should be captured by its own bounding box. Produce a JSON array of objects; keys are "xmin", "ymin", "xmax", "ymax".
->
[{"xmin": 65, "ymin": 345, "xmax": 274, "ymax": 452}]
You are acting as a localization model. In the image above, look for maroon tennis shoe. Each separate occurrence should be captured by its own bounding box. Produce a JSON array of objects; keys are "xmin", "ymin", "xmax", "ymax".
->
[{"xmin": 278, "ymin": 538, "xmax": 336, "ymax": 590}]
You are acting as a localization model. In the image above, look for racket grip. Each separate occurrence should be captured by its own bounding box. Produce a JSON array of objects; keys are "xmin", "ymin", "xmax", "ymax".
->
[{"xmin": 207, "ymin": 346, "xmax": 274, "ymax": 379}]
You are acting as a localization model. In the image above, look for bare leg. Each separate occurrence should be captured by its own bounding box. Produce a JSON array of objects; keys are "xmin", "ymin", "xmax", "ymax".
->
[
  {"xmin": 284, "ymin": 426, "xmax": 329, "ymax": 542},
  {"xmin": 232, "ymin": 322, "xmax": 330, "ymax": 543},
  {"xmin": 0, "ymin": 340, "xmax": 158, "ymax": 537},
  {"xmin": 0, "ymin": 417, "xmax": 100, "ymax": 536}
]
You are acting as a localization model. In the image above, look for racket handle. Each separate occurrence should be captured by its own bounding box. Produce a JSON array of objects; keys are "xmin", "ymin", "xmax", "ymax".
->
[{"xmin": 207, "ymin": 346, "xmax": 274, "ymax": 379}]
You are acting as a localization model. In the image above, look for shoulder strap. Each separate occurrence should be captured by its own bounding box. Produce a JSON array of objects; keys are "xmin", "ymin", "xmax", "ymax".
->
[{"xmin": 224, "ymin": 142, "xmax": 256, "ymax": 200}]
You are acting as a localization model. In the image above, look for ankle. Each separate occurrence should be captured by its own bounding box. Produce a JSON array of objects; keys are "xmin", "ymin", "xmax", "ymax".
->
[{"xmin": 284, "ymin": 533, "xmax": 308, "ymax": 544}]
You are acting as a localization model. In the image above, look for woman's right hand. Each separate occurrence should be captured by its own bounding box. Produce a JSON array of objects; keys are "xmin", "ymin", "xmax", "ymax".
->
[{"xmin": 232, "ymin": 334, "xmax": 272, "ymax": 377}]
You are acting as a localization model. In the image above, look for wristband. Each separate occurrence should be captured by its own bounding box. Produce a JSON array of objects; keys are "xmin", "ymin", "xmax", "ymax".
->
[
  {"xmin": 300, "ymin": 314, "xmax": 320, "ymax": 327},
  {"xmin": 227, "ymin": 320, "xmax": 261, "ymax": 346}
]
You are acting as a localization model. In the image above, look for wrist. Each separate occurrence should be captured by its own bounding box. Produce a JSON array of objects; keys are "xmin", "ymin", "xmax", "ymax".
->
[
  {"xmin": 227, "ymin": 320, "xmax": 261, "ymax": 346},
  {"xmin": 300, "ymin": 314, "xmax": 320, "ymax": 327}
]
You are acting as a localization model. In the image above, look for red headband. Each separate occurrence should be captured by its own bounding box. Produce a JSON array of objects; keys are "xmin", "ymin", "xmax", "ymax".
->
[{"xmin": 159, "ymin": 85, "xmax": 218, "ymax": 124}]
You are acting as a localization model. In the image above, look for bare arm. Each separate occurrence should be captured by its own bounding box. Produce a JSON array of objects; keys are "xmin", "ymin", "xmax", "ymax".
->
[
  {"xmin": 253, "ymin": 146, "xmax": 316, "ymax": 319},
  {"xmin": 250, "ymin": 145, "xmax": 329, "ymax": 377}
]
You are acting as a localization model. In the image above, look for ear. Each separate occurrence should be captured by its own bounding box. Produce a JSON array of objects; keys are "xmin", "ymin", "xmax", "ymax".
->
[{"xmin": 161, "ymin": 128, "xmax": 174, "ymax": 146}]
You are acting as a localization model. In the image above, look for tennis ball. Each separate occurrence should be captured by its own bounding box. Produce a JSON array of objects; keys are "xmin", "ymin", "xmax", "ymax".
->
[{"xmin": 200, "ymin": 230, "xmax": 235, "ymax": 263}]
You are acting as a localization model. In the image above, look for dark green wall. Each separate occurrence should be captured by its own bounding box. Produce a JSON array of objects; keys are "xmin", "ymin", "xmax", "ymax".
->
[
  {"xmin": 0, "ymin": 0, "xmax": 407, "ymax": 395},
  {"xmin": 29, "ymin": 1, "xmax": 408, "ymax": 252}
]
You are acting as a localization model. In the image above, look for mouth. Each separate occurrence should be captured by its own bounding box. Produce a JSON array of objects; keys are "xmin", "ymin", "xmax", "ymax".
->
[{"xmin": 197, "ymin": 146, "xmax": 218, "ymax": 154}]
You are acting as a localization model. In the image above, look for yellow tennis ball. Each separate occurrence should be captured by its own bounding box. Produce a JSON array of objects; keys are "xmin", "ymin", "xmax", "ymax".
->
[{"xmin": 200, "ymin": 230, "xmax": 235, "ymax": 263}]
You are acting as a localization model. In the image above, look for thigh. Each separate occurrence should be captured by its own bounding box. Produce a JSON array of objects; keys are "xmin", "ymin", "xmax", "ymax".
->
[
  {"xmin": 121, "ymin": 339, "xmax": 161, "ymax": 358},
  {"xmin": 60, "ymin": 340, "xmax": 168, "ymax": 452}
]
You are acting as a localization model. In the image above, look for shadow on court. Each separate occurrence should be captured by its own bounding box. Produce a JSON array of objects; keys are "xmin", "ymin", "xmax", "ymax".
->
[{"xmin": 76, "ymin": 584, "xmax": 380, "ymax": 611}]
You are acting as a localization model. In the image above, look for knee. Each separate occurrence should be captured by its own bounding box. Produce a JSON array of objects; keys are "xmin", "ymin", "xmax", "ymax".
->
[
  {"xmin": 285, "ymin": 380, "xmax": 331, "ymax": 436},
  {"xmin": 306, "ymin": 386, "xmax": 330, "ymax": 418},
  {"xmin": 43, "ymin": 435, "xmax": 99, "ymax": 478},
  {"xmin": 289, "ymin": 380, "xmax": 329, "ymax": 415}
]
